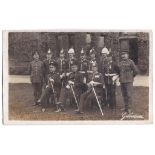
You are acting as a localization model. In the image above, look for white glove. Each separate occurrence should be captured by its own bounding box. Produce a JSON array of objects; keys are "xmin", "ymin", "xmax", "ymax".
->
[
  {"xmin": 49, "ymin": 78, "xmax": 54, "ymax": 82},
  {"xmin": 60, "ymin": 73, "xmax": 65, "ymax": 79},
  {"xmin": 66, "ymin": 72, "xmax": 71, "ymax": 76},
  {"xmin": 46, "ymin": 85, "xmax": 49, "ymax": 88},
  {"xmin": 116, "ymin": 80, "xmax": 120, "ymax": 86},
  {"xmin": 66, "ymin": 85, "xmax": 70, "ymax": 89},
  {"xmin": 68, "ymin": 80, "xmax": 74, "ymax": 85},
  {"xmin": 112, "ymin": 75, "xmax": 118, "ymax": 81}
]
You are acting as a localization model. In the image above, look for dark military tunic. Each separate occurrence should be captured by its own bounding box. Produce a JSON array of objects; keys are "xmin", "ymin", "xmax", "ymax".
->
[
  {"xmin": 57, "ymin": 58, "xmax": 68, "ymax": 73},
  {"xmin": 88, "ymin": 58, "xmax": 98, "ymax": 70},
  {"xmin": 58, "ymin": 71, "xmax": 83, "ymax": 107},
  {"xmin": 40, "ymin": 72, "xmax": 61, "ymax": 108},
  {"xmin": 79, "ymin": 59, "xmax": 89, "ymax": 72},
  {"xmin": 103, "ymin": 61, "xmax": 118, "ymax": 108},
  {"xmin": 79, "ymin": 71, "xmax": 104, "ymax": 112},
  {"xmin": 43, "ymin": 58, "xmax": 56, "ymax": 84},
  {"xmin": 79, "ymin": 58, "xmax": 90, "ymax": 92},
  {"xmin": 67, "ymin": 57, "xmax": 77, "ymax": 72}
]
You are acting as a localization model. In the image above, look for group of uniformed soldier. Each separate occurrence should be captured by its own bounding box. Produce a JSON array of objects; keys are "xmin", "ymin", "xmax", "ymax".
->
[{"xmin": 29, "ymin": 46, "xmax": 138, "ymax": 116}]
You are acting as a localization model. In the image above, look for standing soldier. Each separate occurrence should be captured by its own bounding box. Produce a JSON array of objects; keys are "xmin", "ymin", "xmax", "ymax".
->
[
  {"xmin": 89, "ymin": 48, "xmax": 98, "ymax": 71},
  {"xmin": 76, "ymin": 63, "xmax": 104, "ymax": 114},
  {"xmin": 79, "ymin": 48, "xmax": 89, "ymax": 92},
  {"xmin": 57, "ymin": 49, "xmax": 68, "ymax": 87},
  {"xmin": 57, "ymin": 49, "xmax": 67, "ymax": 74},
  {"xmin": 99, "ymin": 46, "xmax": 109, "ymax": 73},
  {"xmin": 43, "ymin": 48, "xmax": 56, "ymax": 85},
  {"xmin": 117, "ymin": 52, "xmax": 138, "ymax": 115},
  {"xmin": 56, "ymin": 61, "xmax": 83, "ymax": 112},
  {"xmin": 37, "ymin": 62, "xmax": 61, "ymax": 112},
  {"xmin": 104, "ymin": 55, "xmax": 119, "ymax": 109},
  {"xmin": 29, "ymin": 52, "xmax": 44, "ymax": 106},
  {"xmin": 67, "ymin": 48, "xmax": 77, "ymax": 72},
  {"xmin": 99, "ymin": 47, "xmax": 109, "ymax": 104}
]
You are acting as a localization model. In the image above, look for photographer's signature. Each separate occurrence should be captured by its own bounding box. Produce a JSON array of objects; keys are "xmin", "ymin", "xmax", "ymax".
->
[{"xmin": 121, "ymin": 113, "xmax": 144, "ymax": 120}]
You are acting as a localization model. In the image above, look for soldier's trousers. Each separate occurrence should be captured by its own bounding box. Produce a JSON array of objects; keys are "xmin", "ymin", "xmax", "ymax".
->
[
  {"xmin": 120, "ymin": 82, "xmax": 133, "ymax": 112},
  {"xmin": 32, "ymin": 83, "xmax": 42, "ymax": 103},
  {"xmin": 58, "ymin": 87, "xmax": 82, "ymax": 108},
  {"xmin": 79, "ymin": 89, "xmax": 101, "ymax": 112},
  {"xmin": 39, "ymin": 86, "xmax": 60, "ymax": 108},
  {"xmin": 106, "ymin": 84, "xmax": 116, "ymax": 109}
]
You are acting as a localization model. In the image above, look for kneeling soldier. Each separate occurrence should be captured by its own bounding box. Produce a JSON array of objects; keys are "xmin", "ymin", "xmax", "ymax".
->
[
  {"xmin": 38, "ymin": 62, "xmax": 61, "ymax": 112},
  {"xmin": 76, "ymin": 63, "xmax": 104, "ymax": 114}
]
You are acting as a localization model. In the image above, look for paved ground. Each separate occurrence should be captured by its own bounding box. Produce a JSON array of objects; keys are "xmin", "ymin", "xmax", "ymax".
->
[{"xmin": 9, "ymin": 75, "xmax": 149, "ymax": 87}]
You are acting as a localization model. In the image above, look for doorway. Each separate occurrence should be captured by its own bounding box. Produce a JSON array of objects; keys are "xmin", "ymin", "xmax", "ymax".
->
[{"xmin": 129, "ymin": 38, "xmax": 138, "ymax": 65}]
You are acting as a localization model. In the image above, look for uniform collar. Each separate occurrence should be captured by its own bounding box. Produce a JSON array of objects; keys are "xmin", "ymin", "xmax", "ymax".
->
[
  {"xmin": 34, "ymin": 59, "xmax": 39, "ymax": 62},
  {"xmin": 50, "ymin": 71, "xmax": 56, "ymax": 74}
]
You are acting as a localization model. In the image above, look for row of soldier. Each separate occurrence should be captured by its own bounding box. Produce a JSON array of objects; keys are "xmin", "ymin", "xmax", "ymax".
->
[{"xmin": 29, "ymin": 47, "xmax": 138, "ymax": 115}]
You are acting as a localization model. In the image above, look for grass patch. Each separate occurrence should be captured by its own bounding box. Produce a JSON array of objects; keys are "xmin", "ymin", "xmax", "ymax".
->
[{"xmin": 8, "ymin": 83, "xmax": 149, "ymax": 121}]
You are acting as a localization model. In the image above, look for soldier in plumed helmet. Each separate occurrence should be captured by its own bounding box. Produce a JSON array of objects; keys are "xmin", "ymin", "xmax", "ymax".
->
[
  {"xmin": 88, "ymin": 48, "xmax": 98, "ymax": 71},
  {"xmin": 79, "ymin": 48, "xmax": 89, "ymax": 92},
  {"xmin": 103, "ymin": 54, "xmax": 119, "ymax": 109},
  {"xmin": 57, "ymin": 48, "xmax": 67, "ymax": 73},
  {"xmin": 99, "ymin": 46, "xmax": 109, "ymax": 73},
  {"xmin": 67, "ymin": 47, "xmax": 77, "ymax": 72},
  {"xmin": 43, "ymin": 48, "xmax": 56, "ymax": 85},
  {"xmin": 57, "ymin": 49, "xmax": 68, "ymax": 87}
]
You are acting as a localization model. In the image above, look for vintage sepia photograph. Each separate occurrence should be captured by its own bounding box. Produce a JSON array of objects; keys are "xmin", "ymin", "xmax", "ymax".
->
[{"xmin": 3, "ymin": 30, "xmax": 152, "ymax": 124}]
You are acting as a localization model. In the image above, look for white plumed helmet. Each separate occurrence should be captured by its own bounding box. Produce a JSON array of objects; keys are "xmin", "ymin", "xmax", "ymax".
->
[
  {"xmin": 68, "ymin": 48, "xmax": 75, "ymax": 54},
  {"xmin": 101, "ymin": 47, "xmax": 109, "ymax": 54}
]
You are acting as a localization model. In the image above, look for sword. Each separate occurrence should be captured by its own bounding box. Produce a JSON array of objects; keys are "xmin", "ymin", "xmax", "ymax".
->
[
  {"xmin": 92, "ymin": 85, "xmax": 104, "ymax": 116},
  {"xmin": 70, "ymin": 84, "xmax": 79, "ymax": 109}
]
